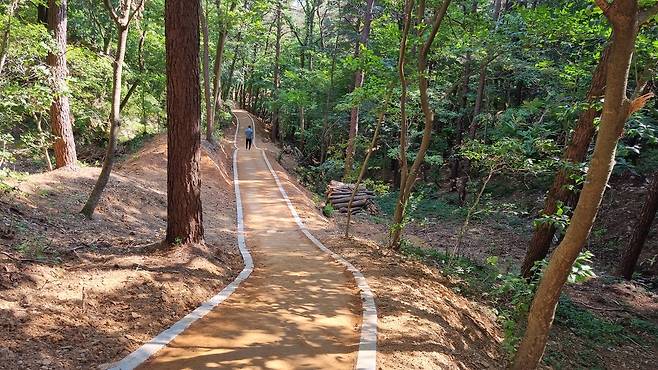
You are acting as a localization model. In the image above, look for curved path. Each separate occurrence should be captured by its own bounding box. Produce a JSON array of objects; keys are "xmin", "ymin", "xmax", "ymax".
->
[{"xmin": 113, "ymin": 111, "xmax": 375, "ymax": 369}]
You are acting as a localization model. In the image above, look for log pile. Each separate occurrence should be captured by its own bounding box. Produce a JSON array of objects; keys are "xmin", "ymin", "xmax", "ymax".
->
[{"xmin": 326, "ymin": 181, "xmax": 378, "ymax": 214}]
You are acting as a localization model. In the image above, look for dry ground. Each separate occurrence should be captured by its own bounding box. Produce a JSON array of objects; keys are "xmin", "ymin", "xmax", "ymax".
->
[{"xmin": 0, "ymin": 135, "xmax": 242, "ymax": 369}]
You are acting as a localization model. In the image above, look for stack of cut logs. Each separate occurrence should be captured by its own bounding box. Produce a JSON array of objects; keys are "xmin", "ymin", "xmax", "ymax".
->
[{"xmin": 326, "ymin": 181, "xmax": 377, "ymax": 214}]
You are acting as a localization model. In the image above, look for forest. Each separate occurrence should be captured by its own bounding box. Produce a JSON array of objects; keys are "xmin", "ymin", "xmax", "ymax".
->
[{"xmin": 0, "ymin": 0, "xmax": 657, "ymax": 369}]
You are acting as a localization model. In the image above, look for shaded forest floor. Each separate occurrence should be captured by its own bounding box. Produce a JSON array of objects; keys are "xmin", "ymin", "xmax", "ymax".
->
[{"xmin": 0, "ymin": 135, "xmax": 242, "ymax": 369}]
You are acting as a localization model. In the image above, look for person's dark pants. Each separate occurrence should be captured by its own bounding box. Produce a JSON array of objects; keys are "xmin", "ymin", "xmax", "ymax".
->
[{"xmin": 246, "ymin": 138, "xmax": 252, "ymax": 150}]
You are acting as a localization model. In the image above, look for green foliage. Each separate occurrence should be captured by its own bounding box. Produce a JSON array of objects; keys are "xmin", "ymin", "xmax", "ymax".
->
[
  {"xmin": 533, "ymin": 201, "xmax": 571, "ymax": 234},
  {"xmin": 14, "ymin": 236, "xmax": 60, "ymax": 263},
  {"xmin": 376, "ymin": 188, "xmax": 467, "ymax": 222},
  {"xmin": 322, "ymin": 203, "xmax": 334, "ymax": 217}
]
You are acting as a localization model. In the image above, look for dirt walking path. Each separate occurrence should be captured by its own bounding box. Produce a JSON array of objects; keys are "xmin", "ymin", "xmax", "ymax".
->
[{"xmin": 126, "ymin": 111, "xmax": 365, "ymax": 369}]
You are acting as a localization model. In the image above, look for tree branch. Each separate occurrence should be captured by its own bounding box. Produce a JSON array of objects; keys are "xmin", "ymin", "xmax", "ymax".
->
[
  {"xmin": 120, "ymin": 79, "xmax": 140, "ymax": 112},
  {"xmin": 103, "ymin": 0, "xmax": 120, "ymax": 22},
  {"xmin": 127, "ymin": 0, "xmax": 146, "ymax": 25},
  {"xmin": 594, "ymin": 0, "xmax": 611, "ymax": 16},
  {"xmin": 639, "ymin": 2, "xmax": 658, "ymax": 24},
  {"xmin": 420, "ymin": 0, "xmax": 452, "ymax": 60}
]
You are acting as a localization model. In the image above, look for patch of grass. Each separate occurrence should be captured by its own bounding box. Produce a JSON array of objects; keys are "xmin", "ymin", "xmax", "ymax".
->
[
  {"xmin": 543, "ymin": 296, "xmax": 656, "ymax": 368},
  {"xmin": 13, "ymin": 237, "xmax": 58, "ymax": 262},
  {"xmin": 375, "ymin": 189, "xmax": 467, "ymax": 221},
  {"xmin": 400, "ymin": 241, "xmax": 499, "ymax": 296},
  {"xmin": 555, "ymin": 297, "xmax": 628, "ymax": 345},
  {"xmin": 122, "ymin": 132, "xmax": 156, "ymax": 155},
  {"xmin": 323, "ymin": 203, "xmax": 334, "ymax": 217},
  {"xmin": 628, "ymin": 318, "xmax": 658, "ymax": 337}
]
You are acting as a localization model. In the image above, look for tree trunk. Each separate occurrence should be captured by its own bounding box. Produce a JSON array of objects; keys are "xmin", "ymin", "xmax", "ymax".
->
[
  {"xmin": 321, "ymin": 30, "xmax": 340, "ymax": 163},
  {"xmin": 165, "ymin": 0, "xmax": 204, "ymax": 245},
  {"xmin": 208, "ymin": 30, "xmax": 227, "ymax": 140},
  {"xmin": 513, "ymin": 2, "xmax": 640, "ymax": 366},
  {"xmin": 521, "ymin": 40, "xmax": 612, "ymax": 277},
  {"xmin": 343, "ymin": 0, "xmax": 375, "ymax": 179},
  {"xmin": 390, "ymin": 0, "xmax": 452, "ymax": 249},
  {"xmin": 270, "ymin": 0, "xmax": 282, "ymax": 142},
  {"xmin": 345, "ymin": 88, "xmax": 392, "ymax": 237},
  {"xmin": 81, "ymin": 10, "xmax": 130, "ymax": 218},
  {"xmin": 33, "ymin": 113, "xmax": 53, "ymax": 171},
  {"xmin": 200, "ymin": 0, "xmax": 213, "ymax": 140},
  {"xmin": 618, "ymin": 170, "xmax": 658, "ymax": 279},
  {"xmin": 38, "ymin": 4, "xmax": 48, "ymax": 24},
  {"xmin": 48, "ymin": 0, "xmax": 78, "ymax": 169},
  {"xmin": 119, "ymin": 79, "xmax": 140, "ymax": 112},
  {"xmin": 449, "ymin": 53, "xmax": 472, "ymax": 193},
  {"xmin": 0, "ymin": 0, "xmax": 19, "ymax": 78},
  {"xmin": 492, "ymin": 0, "xmax": 502, "ymax": 22},
  {"xmin": 222, "ymin": 36, "xmax": 241, "ymax": 100},
  {"xmin": 207, "ymin": 0, "xmax": 238, "ymax": 141}
]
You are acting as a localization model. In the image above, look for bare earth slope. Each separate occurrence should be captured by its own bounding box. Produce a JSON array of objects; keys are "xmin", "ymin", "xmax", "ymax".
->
[{"xmin": 0, "ymin": 135, "xmax": 241, "ymax": 370}]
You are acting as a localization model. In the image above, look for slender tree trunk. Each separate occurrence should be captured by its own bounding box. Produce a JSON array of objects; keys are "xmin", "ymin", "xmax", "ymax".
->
[
  {"xmin": 33, "ymin": 113, "xmax": 53, "ymax": 171},
  {"xmin": 38, "ymin": 4, "xmax": 48, "ymax": 24},
  {"xmin": 343, "ymin": 0, "xmax": 375, "ymax": 179},
  {"xmin": 200, "ymin": 0, "xmax": 213, "ymax": 140},
  {"xmin": 390, "ymin": 0, "xmax": 413, "ymax": 249},
  {"xmin": 618, "ymin": 170, "xmax": 658, "ymax": 279},
  {"xmin": 492, "ymin": 0, "xmax": 502, "ymax": 22},
  {"xmin": 390, "ymin": 0, "xmax": 452, "ymax": 249},
  {"xmin": 270, "ymin": 0, "xmax": 282, "ymax": 142},
  {"xmin": 47, "ymin": 0, "xmax": 78, "ymax": 169},
  {"xmin": 223, "ymin": 36, "xmax": 241, "ymax": 100},
  {"xmin": 449, "ymin": 53, "xmax": 472, "ymax": 193},
  {"xmin": 513, "ymin": 2, "xmax": 642, "ymax": 366},
  {"xmin": 321, "ymin": 30, "xmax": 340, "ymax": 163},
  {"xmin": 207, "ymin": 0, "xmax": 238, "ymax": 140},
  {"xmin": 208, "ymin": 31, "xmax": 227, "ymax": 140},
  {"xmin": 521, "ymin": 41, "xmax": 611, "ymax": 277},
  {"xmin": 345, "ymin": 88, "xmax": 392, "ymax": 237},
  {"xmin": 120, "ymin": 79, "xmax": 139, "ymax": 112},
  {"xmin": 165, "ymin": 0, "xmax": 204, "ymax": 245},
  {"xmin": 81, "ymin": 25, "xmax": 129, "ymax": 218},
  {"xmin": 469, "ymin": 62, "xmax": 487, "ymax": 137},
  {"xmin": 521, "ymin": 5, "xmax": 658, "ymax": 273},
  {"xmin": 0, "ymin": 0, "xmax": 19, "ymax": 78}
]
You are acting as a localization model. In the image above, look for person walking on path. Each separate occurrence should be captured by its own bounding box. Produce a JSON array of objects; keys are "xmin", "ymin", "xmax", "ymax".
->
[{"xmin": 245, "ymin": 125, "xmax": 254, "ymax": 150}]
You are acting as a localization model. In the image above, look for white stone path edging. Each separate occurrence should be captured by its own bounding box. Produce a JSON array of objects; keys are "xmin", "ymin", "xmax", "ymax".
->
[
  {"xmin": 108, "ymin": 120, "xmax": 254, "ymax": 370},
  {"xmin": 109, "ymin": 111, "xmax": 376, "ymax": 369},
  {"xmin": 238, "ymin": 111, "xmax": 378, "ymax": 370}
]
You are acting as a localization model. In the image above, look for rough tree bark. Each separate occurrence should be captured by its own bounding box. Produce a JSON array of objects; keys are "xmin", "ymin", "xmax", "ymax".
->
[
  {"xmin": 47, "ymin": 0, "xmax": 78, "ymax": 169},
  {"xmin": 390, "ymin": 0, "xmax": 452, "ymax": 249},
  {"xmin": 81, "ymin": 0, "xmax": 144, "ymax": 218},
  {"xmin": 512, "ymin": 1, "xmax": 653, "ymax": 366},
  {"xmin": 165, "ymin": 0, "xmax": 204, "ymax": 245},
  {"xmin": 343, "ymin": 0, "xmax": 375, "ymax": 179},
  {"xmin": 618, "ymin": 170, "xmax": 658, "ymax": 279}
]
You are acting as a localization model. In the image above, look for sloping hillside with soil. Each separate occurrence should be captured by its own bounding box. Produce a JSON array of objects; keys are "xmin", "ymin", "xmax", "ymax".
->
[{"xmin": 0, "ymin": 135, "xmax": 242, "ymax": 369}]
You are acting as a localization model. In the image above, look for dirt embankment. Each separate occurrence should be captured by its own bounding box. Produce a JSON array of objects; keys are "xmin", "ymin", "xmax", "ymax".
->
[{"xmin": 0, "ymin": 135, "xmax": 242, "ymax": 369}]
